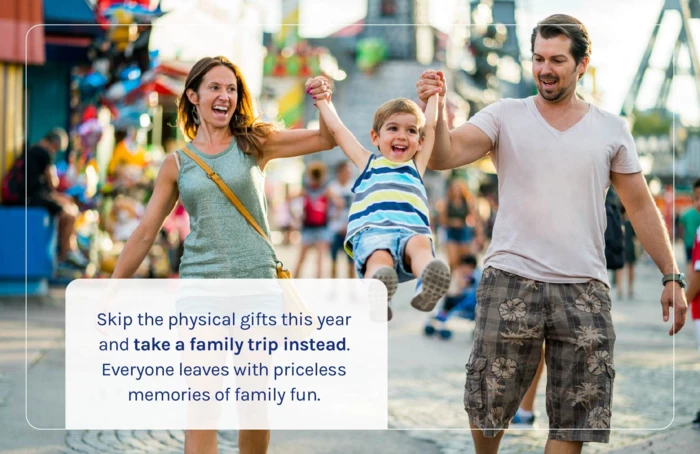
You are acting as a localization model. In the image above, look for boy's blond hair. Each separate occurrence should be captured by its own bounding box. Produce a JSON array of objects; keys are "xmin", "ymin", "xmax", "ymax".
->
[{"xmin": 372, "ymin": 98, "xmax": 426, "ymax": 138}]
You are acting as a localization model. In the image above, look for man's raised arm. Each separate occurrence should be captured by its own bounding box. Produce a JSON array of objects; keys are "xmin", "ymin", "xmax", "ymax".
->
[{"xmin": 416, "ymin": 70, "xmax": 493, "ymax": 171}]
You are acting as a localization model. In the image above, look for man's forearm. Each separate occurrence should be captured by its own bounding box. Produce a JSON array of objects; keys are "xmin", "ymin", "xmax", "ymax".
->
[{"xmin": 630, "ymin": 203, "xmax": 679, "ymax": 275}]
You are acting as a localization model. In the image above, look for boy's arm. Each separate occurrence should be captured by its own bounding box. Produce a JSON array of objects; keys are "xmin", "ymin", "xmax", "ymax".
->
[
  {"xmin": 315, "ymin": 99, "xmax": 371, "ymax": 170},
  {"xmin": 413, "ymin": 93, "xmax": 439, "ymax": 175}
]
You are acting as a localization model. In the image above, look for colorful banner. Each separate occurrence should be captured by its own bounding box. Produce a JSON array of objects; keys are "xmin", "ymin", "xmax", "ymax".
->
[{"xmin": 277, "ymin": 81, "xmax": 304, "ymax": 129}]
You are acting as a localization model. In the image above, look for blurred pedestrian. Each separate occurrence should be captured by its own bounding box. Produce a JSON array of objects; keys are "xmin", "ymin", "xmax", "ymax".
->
[
  {"xmin": 679, "ymin": 179, "xmax": 700, "ymax": 276},
  {"xmin": 108, "ymin": 127, "xmax": 148, "ymax": 187},
  {"xmin": 110, "ymin": 56, "xmax": 335, "ymax": 454},
  {"xmin": 2, "ymin": 128, "xmax": 88, "ymax": 268},
  {"xmin": 417, "ymin": 13, "xmax": 687, "ymax": 453},
  {"xmin": 293, "ymin": 161, "xmax": 332, "ymax": 278},
  {"xmin": 617, "ymin": 205, "xmax": 637, "ymax": 299},
  {"xmin": 273, "ymin": 193, "xmax": 293, "ymax": 245},
  {"xmin": 686, "ymin": 225, "xmax": 700, "ymax": 353},
  {"xmin": 437, "ymin": 178, "xmax": 479, "ymax": 269},
  {"xmin": 327, "ymin": 160, "xmax": 355, "ymax": 278},
  {"xmin": 605, "ymin": 187, "xmax": 625, "ymax": 294}
]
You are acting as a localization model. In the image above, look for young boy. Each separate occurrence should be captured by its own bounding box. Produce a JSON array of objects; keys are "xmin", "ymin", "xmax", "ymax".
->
[{"xmin": 315, "ymin": 95, "xmax": 450, "ymax": 319}]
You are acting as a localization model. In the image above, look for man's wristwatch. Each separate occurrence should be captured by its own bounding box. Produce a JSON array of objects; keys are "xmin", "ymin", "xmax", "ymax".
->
[{"xmin": 662, "ymin": 273, "xmax": 687, "ymax": 289}]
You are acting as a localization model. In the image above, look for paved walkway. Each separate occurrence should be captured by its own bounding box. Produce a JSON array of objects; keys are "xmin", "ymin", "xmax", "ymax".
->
[{"xmin": 0, "ymin": 244, "xmax": 698, "ymax": 453}]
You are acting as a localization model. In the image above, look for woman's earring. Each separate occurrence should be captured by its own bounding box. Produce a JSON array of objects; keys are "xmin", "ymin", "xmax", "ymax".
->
[{"xmin": 192, "ymin": 106, "xmax": 201, "ymax": 125}]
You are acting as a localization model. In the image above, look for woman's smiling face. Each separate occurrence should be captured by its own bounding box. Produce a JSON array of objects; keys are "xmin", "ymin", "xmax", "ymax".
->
[{"xmin": 188, "ymin": 65, "xmax": 238, "ymax": 129}]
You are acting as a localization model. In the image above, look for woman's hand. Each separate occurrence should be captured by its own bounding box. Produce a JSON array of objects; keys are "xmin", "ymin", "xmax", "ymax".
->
[{"xmin": 305, "ymin": 76, "xmax": 332, "ymax": 102}]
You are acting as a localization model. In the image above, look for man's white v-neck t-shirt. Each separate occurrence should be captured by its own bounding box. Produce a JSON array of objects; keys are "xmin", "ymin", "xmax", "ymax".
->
[{"xmin": 468, "ymin": 96, "xmax": 641, "ymax": 285}]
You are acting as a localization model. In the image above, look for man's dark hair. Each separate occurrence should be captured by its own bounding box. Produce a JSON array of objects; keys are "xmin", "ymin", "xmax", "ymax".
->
[
  {"xmin": 530, "ymin": 14, "xmax": 592, "ymax": 67},
  {"xmin": 460, "ymin": 254, "xmax": 478, "ymax": 268},
  {"xmin": 44, "ymin": 128, "xmax": 68, "ymax": 151}
]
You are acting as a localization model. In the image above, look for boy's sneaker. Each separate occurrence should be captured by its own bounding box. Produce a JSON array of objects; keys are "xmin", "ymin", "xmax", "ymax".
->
[
  {"xmin": 511, "ymin": 409, "xmax": 536, "ymax": 426},
  {"xmin": 410, "ymin": 260, "xmax": 450, "ymax": 312},
  {"xmin": 370, "ymin": 266, "xmax": 398, "ymax": 321}
]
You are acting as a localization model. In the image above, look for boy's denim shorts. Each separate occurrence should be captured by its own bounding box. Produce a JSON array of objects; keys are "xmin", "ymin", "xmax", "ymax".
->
[{"xmin": 350, "ymin": 227, "xmax": 434, "ymax": 283}]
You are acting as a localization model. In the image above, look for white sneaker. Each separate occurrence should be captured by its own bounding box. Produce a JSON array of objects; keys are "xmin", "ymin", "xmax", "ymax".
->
[{"xmin": 410, "ymin": 260, "xmax": 450, "ymax": 312}]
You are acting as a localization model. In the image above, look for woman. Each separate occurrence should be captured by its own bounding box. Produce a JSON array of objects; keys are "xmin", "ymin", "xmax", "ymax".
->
[
  {"xmin": 438, "ymin": 179, "xmax": 480, "ymax": 269},
  {"xmin": 111, "ymin": 56, "xmax": 334, "ymax": 454}
]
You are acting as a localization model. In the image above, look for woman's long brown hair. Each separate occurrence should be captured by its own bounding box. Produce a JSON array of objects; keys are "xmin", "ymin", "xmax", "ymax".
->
[{"xmin": 177, "ymin": 56, "xmax": 277, "ymax": 158}]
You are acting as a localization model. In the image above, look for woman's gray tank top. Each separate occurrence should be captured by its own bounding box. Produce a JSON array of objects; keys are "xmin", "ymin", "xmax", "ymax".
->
[{"xmin": 176, "ymin": 140, "xmax": 276, "ymax": 279}]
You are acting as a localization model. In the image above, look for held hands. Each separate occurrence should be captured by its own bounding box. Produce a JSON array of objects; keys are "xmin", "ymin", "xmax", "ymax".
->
[
  {"xmin": 305, "ymin": 76, "xmax": 332, "ymax": 105},
  {"xmin": 661, "ymin": 282, "xmax": 688, "ymax": 335},
  {"xmin": 416, "ymin": 70, "xmax": 446, "ymax": 106}
]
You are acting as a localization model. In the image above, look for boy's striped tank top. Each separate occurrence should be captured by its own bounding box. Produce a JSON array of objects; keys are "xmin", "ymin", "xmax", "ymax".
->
[{"xmin": 344, "ymin": 154, "xmax": 432, "ymax": 257}]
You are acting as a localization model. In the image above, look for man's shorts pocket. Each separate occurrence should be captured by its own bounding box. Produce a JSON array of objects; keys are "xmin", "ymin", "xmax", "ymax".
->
[{"xmin": 465, "ymin": 356, "xmax": 488, "ymax": 410}]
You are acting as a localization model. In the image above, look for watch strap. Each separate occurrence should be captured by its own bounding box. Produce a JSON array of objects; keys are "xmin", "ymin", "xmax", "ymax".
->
[{"xmin": 662, "ymin": 273, "xmax": 686, "ymax": 288}]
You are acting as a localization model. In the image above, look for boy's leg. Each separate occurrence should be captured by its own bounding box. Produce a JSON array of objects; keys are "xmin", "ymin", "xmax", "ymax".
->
[
  {"xmin": 404, "ymin": 235, "xmax": 450, "ymax": 312},
  {"xmin": 365, "ymin": 250, "xmax": 397, "ymax": 320},
  {"xmin": 404, "ymin": 235, "xmax": 436, "ymax": 277},
  {"xmin": 365, "ymin": 250, "xmax": 395, "ymax": 279}
]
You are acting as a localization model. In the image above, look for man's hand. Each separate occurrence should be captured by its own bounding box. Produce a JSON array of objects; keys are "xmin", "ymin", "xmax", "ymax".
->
[
  {"xmin": 661, "ymin": 282, "xmax": 688, "ymax": 335},
  {"xmin": 416, "ymin": 70, "xmax": 446, "ymax": 106}
]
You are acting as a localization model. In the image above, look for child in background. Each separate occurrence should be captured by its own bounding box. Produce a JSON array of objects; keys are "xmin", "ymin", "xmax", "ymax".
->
[
  {"xmin": 293, "ymin": 162, "xmax": 333, "ymax": 278},
  {"xmin": 315, "ymin": 94, "xmax": 450, "ymax": 320},
  {"xmin": 686, "ymin": 225, "xmax": 700, "ymax": 353},
  {"xmin": 424, "ymin": 254, "xmax": 481, "ymax": 339}
]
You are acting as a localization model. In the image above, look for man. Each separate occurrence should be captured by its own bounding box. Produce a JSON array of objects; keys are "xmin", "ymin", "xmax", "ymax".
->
[
  {"xmin": 416, "ymin": 14, "xmax": 687, "ymax": 454},
  {"xmin": 2, "ymin": 128, "xmax": 88, "ymax": 268}
]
